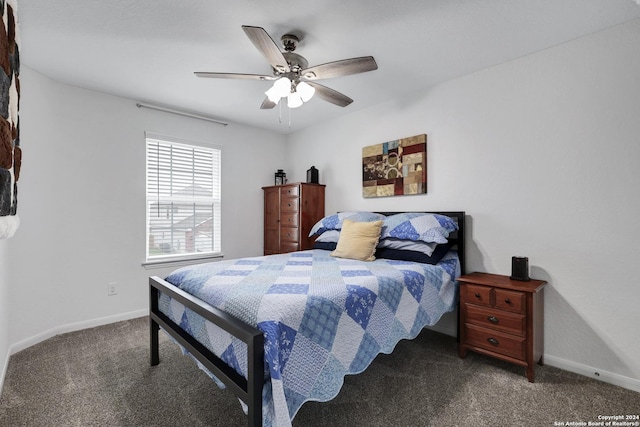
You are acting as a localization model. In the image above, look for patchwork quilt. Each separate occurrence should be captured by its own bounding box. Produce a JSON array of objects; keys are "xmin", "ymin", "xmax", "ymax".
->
[{"xmin": 159, "ymin": 249, "xmax": 460, "ymax": 427}]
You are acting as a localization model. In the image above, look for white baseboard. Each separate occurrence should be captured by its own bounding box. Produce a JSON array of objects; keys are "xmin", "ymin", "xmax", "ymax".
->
[
  {"xmin": 9, "ymin": 309, "xmax": 148, "ymax": 355},
  {"xmin": 544, "ymin": 354, "xmax": 640, "ymax": 393}
]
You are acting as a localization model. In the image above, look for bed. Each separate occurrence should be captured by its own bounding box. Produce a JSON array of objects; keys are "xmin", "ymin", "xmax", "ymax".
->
[{"xmin": 149, "ymin": 211, "xmax": 465, "ymax": 427}]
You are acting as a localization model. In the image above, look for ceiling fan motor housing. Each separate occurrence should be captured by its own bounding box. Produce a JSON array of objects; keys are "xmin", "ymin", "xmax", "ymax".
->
[
  {"xmin": 276, "ymin": 34, "xmax": 308, "ymax": 77},
  {"xmin": 281, "ymin": 34, "xmax": 299, "ymax": 52},
  {"xmin": 281, "ymin": 52, "xmax": 308, "ymax": 75}
]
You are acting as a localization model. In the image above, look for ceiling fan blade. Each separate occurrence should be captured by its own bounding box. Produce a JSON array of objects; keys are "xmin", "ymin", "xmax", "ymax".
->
[
  {"xmin": 194, "ymin": 72, "xmax": 275, "ymax": 81},
  {"xmin": 306, "ymin": 82, "xmax": 353, "ymax": 107},
  {"xmin": 260, "ymin": 97, "xmax": 277, "ymax": 109},
  {"xmin": 241, "ymin": 25, "xmax": 290, "ymax": 74},
  {"xmin": 302, "ymin": 56, "xmax": 378, "ymax": 80}
]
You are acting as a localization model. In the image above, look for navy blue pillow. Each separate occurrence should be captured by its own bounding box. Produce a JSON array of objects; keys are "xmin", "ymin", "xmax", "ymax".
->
[
  {"xmin": 375, "ymin": 241, "xmax": 454, "ymax": 265},
  {"xmin": 313, "ymin": 241, "xmax": 337, "ymax": 251},
  {"xmin": 315, "ymin": 240, "xmax": 454, "ymax": 265}
]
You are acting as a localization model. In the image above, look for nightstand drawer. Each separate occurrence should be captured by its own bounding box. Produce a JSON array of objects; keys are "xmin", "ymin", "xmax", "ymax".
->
[
  {"xmin": 465, "ymin": 304, "xmax": 526, "ymax": 336},
  {"xmin": 465, "ymin": 284, "xmax": 492, "ymax": 307},
  {"xmin": 495, "ymin": 289, "xmax": 526, "ymax": 313},
  {"xmin": 465, "ymin": 324, "xmax": 526, "ymax": 360}
]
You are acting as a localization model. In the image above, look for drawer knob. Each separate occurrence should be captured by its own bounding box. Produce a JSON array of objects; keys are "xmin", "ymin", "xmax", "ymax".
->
[
  {"xmin": 487, "ymin": 337, "xmax": 499, "ymax": 346},
  {"xmin": 505, "ymin": 298, "xmax": 512, "ymax": 304},
  {"xmin": 474, "ymin": 293, "xmax": 481, "ymax": 298},
  {"xmin": 487, "ymin": 316, "xmax": 499, "ymax": 324}
]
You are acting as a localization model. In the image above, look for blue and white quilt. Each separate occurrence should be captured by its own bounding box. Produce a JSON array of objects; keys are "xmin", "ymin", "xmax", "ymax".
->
[{"xmin": 158, "ymin": 249, "xmax": 460, "ymax": 427}]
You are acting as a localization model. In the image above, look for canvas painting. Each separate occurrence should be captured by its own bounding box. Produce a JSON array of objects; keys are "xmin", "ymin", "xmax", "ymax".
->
[{"xmin": 362, "ymin": 134, "xmax": 426, "ymax": 198}]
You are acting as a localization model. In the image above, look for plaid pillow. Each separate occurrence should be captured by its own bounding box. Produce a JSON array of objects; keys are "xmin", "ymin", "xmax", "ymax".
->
[{"xmin": 380, "ymin": 213, "xmax": 458, "ymax": 244}]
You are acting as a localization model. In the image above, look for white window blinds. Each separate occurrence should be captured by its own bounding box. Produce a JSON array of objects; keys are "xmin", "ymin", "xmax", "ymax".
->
[{"xmin": 146, "ymin": 135, "xmax": 221, "ymax": 261}]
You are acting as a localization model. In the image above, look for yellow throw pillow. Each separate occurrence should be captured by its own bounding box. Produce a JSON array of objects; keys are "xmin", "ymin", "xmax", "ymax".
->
[{"xmin": 331, "ymin": 219, "xmax": 384, "ymax": 261}]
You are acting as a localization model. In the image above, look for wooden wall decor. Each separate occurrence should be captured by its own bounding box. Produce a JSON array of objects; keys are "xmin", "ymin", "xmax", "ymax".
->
[
  {"xmin": 0, "ymin": 0, "xmax": 20, "ymax": 239},
  {"xmin": 362, "ymin": 134, "xmax": 427, "ymax": 198}
]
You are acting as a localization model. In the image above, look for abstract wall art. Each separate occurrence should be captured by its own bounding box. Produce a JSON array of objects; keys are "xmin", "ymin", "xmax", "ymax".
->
[
  {"xmin": 362, "ymin": 134, "xmax": 427, "ymax": 198},
  {"xmin": 0, "ymin": 0, "xmax": 20, "ymax": 239}
]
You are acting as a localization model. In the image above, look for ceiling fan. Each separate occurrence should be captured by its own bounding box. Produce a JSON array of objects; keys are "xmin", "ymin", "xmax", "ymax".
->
[{"xmin": 195, "ymin": 25, "xmax": 378, "ymax": 110}]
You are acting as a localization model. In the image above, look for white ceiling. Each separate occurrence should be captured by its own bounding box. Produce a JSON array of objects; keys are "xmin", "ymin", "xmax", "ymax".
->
[{"xmin": 16, "ymin": 0, "xmax": 640, "ymax": 134}]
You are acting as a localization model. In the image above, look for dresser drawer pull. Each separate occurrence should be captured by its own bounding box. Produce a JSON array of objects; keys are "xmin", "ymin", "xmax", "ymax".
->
[
  {"xmin": 474, "ymin": 293, "xmax": 481, "ymax": 298},
  {"xmin": 504, "ymin": 298, "xmax": 511, "ymax": 304},
  {"xmin": 487, "ymin": 316, "xmax": 499, "ymax": 324},
  {"xmin": 487, "ymin": 337, "xmax": 499, "ymax": 346}
]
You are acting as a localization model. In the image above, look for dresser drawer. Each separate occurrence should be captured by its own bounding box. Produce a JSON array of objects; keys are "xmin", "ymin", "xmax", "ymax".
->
[
  {"xmin": 281, "ymin": 197, "xmax": 299, "ymax": 212},
  {"xmin": 495, "ymin": 289, "xmax": 526, "ymax": 313},
  {"xmin": 280, "ymin": 242, "xmax": 299, "ymax": 253},
  {"xmin": 465, "ymin": 284, "xmax": 492, "ymax": 307},
  {"xmin": 465, "ymin": 304, "xmax": 526, "ymax": 336},
  {"xmin": 465, "ymin": 324, "xmax": 526, "ymax": 360},
  {"xmin": 281, "ymin": 185, "xmax": 300, "ymax": 197},
  {"xmin": 280, "ymin": 212, "xmax": 299, "ymax": 228},
  {"xmin": 281, "ymin": 227, "xmax": 299, "ymax": 243}
]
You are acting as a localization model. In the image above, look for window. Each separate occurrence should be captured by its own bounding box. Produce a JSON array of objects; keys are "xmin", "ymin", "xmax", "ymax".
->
[{"xmin": 145, "ymin": 133, "xmax": 221, "ymax": 262}]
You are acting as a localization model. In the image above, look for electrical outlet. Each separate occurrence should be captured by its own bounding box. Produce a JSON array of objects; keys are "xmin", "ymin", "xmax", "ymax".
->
[{"xmin": 107, "ymin": 282, "xmax": 118, "ymax": 296}]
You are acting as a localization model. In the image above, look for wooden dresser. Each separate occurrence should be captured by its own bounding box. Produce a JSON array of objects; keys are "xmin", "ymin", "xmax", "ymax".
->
[
  {"xmin": 263, "ymin": 183, "xmax": 325, "ymax": 255},
  {"xmin": 458, "ymin": 272, "xmax": 547, "ymax": 382}
]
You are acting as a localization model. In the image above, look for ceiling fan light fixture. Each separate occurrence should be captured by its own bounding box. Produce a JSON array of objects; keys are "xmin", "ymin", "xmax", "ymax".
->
[
  {"xmin": 296, "ymin": 81, "xmax": 315, "ymax": 102},
  {"xmin": 265, "ymin": 86, "xmax": 281, "ymax": 103},
  {"xmin": 287, "ymin": 92, "xmax": 303, "ymax": 109},
  {"xmin": 265, "ymin": 87, "xmax": 282, "ymax": 103},
  {"xmin": 266, "ymin": 77, "xmax": 292, "ymax": 102},
  {"xmin": 275, "ymin": 76, "xmax": 292, "ymax": 94}
]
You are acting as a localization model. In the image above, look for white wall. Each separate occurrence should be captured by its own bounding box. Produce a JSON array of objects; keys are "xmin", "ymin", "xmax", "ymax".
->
[
  {"xmin": 0, "ymin": 238, "xmax": 9, "ymax": 391},
  {"xmin": 6, "ymin": 67, "xmax": 286, "ymax": 350},
  {"xmin": 286, "ymin": 19, "xmax": 640, "ymax": 389}
]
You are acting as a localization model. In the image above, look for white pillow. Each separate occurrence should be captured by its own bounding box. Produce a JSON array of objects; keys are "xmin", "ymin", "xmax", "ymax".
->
[
  {"xmin": 315, "ymin": 230, "xmax": 341, "ymax": 243},
  {"xmin": 377, "ymin": 238, "xmax": 437, "ymax": 256}
]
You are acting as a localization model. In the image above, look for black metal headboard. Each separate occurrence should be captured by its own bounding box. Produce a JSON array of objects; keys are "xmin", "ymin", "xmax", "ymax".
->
[{"xmin": 376, "ymin": 211, "xmax": 466, "ymax": 275}]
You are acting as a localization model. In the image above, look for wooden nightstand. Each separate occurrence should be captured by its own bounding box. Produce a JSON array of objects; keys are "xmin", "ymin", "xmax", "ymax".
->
[{"xmin": 458, "ymin": 272, "xmax": 547, "ymax": 382}]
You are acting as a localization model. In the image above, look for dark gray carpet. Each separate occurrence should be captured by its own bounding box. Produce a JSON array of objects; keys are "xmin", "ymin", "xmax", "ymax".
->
[{"xmin": 0, "ymin": 316, "xmax": 638, "ymax": 426}]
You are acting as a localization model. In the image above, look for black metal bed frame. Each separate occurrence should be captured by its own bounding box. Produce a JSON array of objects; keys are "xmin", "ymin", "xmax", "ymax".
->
[
  {"xmin": 149, "ymin": 211, "xmax": 465, "ymax": 427},
  {"xmin": 149, "ymin": 280, "xmax": 264, "ymax": 426}
]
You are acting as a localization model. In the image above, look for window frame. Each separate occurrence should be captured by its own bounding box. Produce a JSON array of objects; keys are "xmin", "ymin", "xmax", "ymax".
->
[{"xmin": 143, "ymin": 132, "xmax": 222, "ymax": 267}]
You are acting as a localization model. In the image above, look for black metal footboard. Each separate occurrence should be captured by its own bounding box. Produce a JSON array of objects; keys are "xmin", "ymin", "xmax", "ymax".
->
[{"xmin": 149, "ymin": 276, "xmax": 264, "ymax": 427}]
